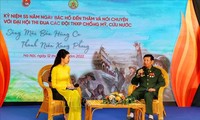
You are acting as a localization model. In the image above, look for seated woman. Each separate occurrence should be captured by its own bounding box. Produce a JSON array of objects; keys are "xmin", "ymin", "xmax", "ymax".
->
[{"xmin": 49, "ymin": 49, "xmax": 81, "ymax": 120}]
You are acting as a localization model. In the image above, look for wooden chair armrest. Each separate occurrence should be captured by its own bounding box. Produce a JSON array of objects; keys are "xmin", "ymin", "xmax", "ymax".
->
[
  {"xmin": 157, "ymin": 86, "xmax": 166, "ymax": 102},
  {"xmin": 44, "ymin": 87, "xmax": 54, "ymax": 101},
  {"xmin": 127, "ymin": 84, "xmax": 137, "ymax": 96}
]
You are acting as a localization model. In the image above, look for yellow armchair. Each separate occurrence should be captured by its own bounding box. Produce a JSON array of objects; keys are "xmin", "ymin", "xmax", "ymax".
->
[
  {"xmin": 36, "ymin": 64, "xmax": 82, "ymax": 120},
  {"xmin": 36, "ymin": 64, "xmax": 65, "ymax": 120},
  {"xmin": 127, "ymin": 66, "xmax": 169, "ymax": 120}
]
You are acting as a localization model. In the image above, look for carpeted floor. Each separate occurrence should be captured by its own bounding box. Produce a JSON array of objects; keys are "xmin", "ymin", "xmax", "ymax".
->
[{"xmin": 0, "ymin": 105, "xmax": 200, "ymax": 120}]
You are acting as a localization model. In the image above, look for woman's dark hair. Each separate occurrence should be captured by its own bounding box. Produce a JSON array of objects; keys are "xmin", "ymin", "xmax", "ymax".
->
[{"xmin": 48, "ymin": 49, "xmax": 70, "ymax": 82}]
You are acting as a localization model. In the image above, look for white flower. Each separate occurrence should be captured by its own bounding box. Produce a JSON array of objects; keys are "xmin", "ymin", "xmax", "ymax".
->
[
  {"xmin": 118, "ymin": 93, "xmax": 123, "ymax": 97},
  {"xmin": 109, "ymin": 94, "xmax": 115, "ymax": 100}
]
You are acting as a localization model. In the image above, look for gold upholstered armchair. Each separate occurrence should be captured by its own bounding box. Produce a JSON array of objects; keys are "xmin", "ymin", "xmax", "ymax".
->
[
  {"xmin": 127, "ymin": 66, "xmax": 169, "ymax": 120},
  {"xmin": 36, "ymin": 64, "xmax": 82, "ymax": 120}
]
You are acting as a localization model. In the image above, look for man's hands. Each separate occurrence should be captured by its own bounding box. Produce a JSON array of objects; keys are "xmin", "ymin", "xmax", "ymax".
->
[
  {"xmin": 137, "ymin": 69, "xmax": 145, "ymax": 77},
  {"xmin": 148, "ymin": 88, "xmax": 156, "ymax": 92}
]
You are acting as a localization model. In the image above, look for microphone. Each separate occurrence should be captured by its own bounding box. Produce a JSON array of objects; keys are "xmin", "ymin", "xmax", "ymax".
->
[
  {"xmin": 141, "ymin": 66, "xmax": 146, "ymax": 71},
  {"xmin": 142, "ymin": 66, "xmax": 148, "ymax": 76},
  {"xmin": 74, "ymin": 83, "xmax": 79, "ymax": 88}
]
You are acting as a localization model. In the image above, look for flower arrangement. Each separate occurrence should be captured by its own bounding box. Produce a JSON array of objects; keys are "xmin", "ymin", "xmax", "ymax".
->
[{"xmin": 102, "ymin": 92, "xmax": 135, "ymax": 105}]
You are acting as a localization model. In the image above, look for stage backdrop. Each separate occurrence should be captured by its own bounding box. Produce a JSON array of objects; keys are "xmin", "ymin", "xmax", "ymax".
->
[{"xmin": 1, "ymin": 0, "xmax": 199, "ymax": 107}]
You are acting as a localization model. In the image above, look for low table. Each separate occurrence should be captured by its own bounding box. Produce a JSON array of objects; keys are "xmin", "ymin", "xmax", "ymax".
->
[{"xmin": 85, "ymin": 100, "xmax": 145, "ymax": 120}]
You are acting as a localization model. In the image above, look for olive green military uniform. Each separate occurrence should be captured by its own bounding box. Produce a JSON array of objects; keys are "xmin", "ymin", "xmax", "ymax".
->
[{"xmin": 129, "ymin": 66, "xmax": 165, "ymax": 114}]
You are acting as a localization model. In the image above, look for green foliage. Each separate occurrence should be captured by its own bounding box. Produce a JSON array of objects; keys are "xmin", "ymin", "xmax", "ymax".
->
[{"xmin": 5, "ymin": 71, "xmax": 42, "ymax": 102}]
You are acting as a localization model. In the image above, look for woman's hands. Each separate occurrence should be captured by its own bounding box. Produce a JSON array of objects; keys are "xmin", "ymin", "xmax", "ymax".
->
[{"xmin": 67, "ymin": 84, "xmax": 75, "ymax": 90}]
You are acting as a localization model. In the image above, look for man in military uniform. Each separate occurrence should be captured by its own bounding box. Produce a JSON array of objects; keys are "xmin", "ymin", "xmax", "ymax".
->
[{"xmin": 127, "ymin": 54, "xmax": 165, "ymax": 120}]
